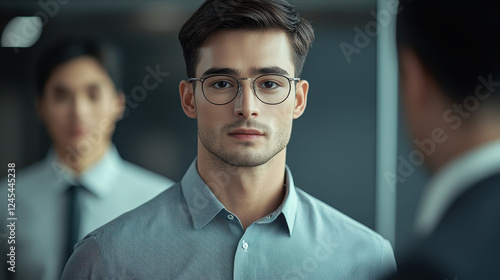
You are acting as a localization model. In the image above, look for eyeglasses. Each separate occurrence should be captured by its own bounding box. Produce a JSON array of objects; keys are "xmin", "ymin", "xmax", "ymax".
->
[{"xmin": 188, "ymin": 74, "xmax": 300, "ymax": 105}]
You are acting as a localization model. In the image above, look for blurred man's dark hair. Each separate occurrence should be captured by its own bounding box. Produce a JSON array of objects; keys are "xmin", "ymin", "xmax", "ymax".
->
[{"xmin": 35, "ymin": 38, "xmax": 123, "ymax": 98}]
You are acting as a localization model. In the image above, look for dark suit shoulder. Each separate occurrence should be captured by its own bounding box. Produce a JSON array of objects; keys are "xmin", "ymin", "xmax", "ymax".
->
[{"xmin": 394, "ymin": 172, "xmax": 500, "ymax": 279}]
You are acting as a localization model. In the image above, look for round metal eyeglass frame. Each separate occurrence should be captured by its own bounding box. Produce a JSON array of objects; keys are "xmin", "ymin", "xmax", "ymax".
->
[{"xmin": 187, "ymin": 74, "xmax": 300, "ymax": 105}]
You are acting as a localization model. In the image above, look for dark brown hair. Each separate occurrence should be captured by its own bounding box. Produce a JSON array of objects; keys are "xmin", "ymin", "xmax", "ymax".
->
[{"xmin": 178, "ymin": 0, "xmax": 314, "ymax": 78}]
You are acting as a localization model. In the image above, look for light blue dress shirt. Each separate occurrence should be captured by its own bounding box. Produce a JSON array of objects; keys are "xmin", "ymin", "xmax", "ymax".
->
[
  {"xmin": 0, "ymin": 146, "xmax": 174, "ymax": 280},
  {"xmin": 62, "ymin": 159, "xmax": 396, "ymax": 279}
]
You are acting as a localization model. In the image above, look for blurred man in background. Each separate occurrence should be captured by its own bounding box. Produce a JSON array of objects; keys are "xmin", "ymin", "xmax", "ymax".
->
[
  {"xmin": 62, "ymin": 0, "xmax": 396, "ymax": 279},
  {"xmin": 0, "ymin": 39, "xmax": 174, "ymax": 280},
  {"xmin": 387, "ymin": 0, "xmax": 500, "ymax": 279}
]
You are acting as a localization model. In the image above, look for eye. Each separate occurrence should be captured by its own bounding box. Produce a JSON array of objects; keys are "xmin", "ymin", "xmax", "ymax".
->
[
  {"xmin": 54, "ymin": 90, "xmax": 70, "ymax": 101},
  {"xmin": 52, "ymin": 86, "xmax": 71, "ymax": 102},
  {"xmin": 261, "ymin": 81, "xmax": 278, "ymax": 89},
  {"xmin": 209, "ymin": 80, "xmax": 234, "ymax": 90},
  {"xmin": 257, "ymin": 79, "xmax": 284, "ymax": 91},
  {"xmin": 87, "ymin": 85, "xmax": 101, "ymax": 101}
]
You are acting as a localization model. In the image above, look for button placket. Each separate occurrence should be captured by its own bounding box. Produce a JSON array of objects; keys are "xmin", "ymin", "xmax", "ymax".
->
[{"xmin": 241, "ymin": 240, "xmax": 249, "ymax": 252}]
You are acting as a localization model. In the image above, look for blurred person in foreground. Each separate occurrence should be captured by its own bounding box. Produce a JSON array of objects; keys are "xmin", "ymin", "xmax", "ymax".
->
[
  {"xmin": 386, "ymin": 0, "xmax": 500, "ymax": 279},
  {"xmin": 62, "ymin": 0, "xmax": 396, "ymax": 279},
  {"xmin": 0, "ymin": 39, "xmax": 174, "ymax": 280}
]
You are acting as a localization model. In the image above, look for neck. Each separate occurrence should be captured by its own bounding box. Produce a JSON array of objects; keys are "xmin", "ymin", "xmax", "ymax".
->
[
  {"xmin": 55, "ymin": 141, "xmax": 110, "ymax": 175},
  {"xmin": 197, "ymin": 146, "xmax": 287, "ymax": 230}
]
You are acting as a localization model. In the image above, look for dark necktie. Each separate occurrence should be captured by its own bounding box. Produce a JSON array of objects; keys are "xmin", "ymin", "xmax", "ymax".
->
[{"xmin": 65, "ymin": 184, "xmax": 83, "ymax": 262}]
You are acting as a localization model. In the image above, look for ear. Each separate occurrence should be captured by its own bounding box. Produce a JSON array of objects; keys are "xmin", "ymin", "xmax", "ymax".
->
[
  {"xmin": 398, "ymin": 47, "xmax": 432, "ymax": 110},
  {"xmin": 113, "ymin": 92, "xmax": 126, "ymax": 121},
  {"xmin": 179, "ymin": 80, "xmax": 197, "ymax": 119},
  {"xmin": 399, "ymin": 47, "xmax": 450, "ymax": 144},
  {"xmin": 293, "ymin": 79, "xmax": 308, "ymax": 119}
]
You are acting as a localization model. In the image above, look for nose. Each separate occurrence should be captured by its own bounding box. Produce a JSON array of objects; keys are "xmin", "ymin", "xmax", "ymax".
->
[
  {"xmin": 70, "ymin": 93, "xmax": 88, "ymax": 121},
  {"xmin": 233, "ymin": 79, "xmax": 260, "ymax": 119}
]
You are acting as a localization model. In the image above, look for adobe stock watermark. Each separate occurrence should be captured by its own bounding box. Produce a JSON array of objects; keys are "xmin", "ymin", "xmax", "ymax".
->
[
  {"xmin": 281, "ymin": 234, "xmax": 340, "ymax": 280},
  {"xmin": 339, "ymin": 0, "xmax": 401, "ymax": 64},
  {"xmin": 384, "ymin": 74, "xmax": 500, "ymax": 191},
  {"xmin": 6, "ymin": 0, "xmax": 70, "ymax": 54},
  {"xmin": 50, "ymin": 63, "xmax": 169, "ymax": 178},
  {"xmin": 121, "ymin": 64, "xmax": 170, "ymax": 120}
]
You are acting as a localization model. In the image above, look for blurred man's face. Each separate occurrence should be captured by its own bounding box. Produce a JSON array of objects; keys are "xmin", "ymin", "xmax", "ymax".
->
[
  {"xmin": 39, "ymin": 56, "xmax": 124, "ymax": 162},
  {"xmin": 188, "ymin": 30, "xmax": 308, "ymax": 167}
]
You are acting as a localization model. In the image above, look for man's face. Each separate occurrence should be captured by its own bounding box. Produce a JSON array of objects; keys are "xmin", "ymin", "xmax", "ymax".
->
[
  {"xmin": 183, "ymin": 30, "xmax": 308, "ymax": 167},
  {"xmin": 38, "ymin": 56, "xmax": 124, "ymax": 158}
]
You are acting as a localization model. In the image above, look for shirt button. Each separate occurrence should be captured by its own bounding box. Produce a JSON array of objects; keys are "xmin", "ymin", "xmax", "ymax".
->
[
  {"xmin": 227, "ymin": 214, "xmax": 234, "ymax": 220},
  {"xmin": 242, "ymin": 241, "xmax": 249, "ymax": 251},
  {"xmin": 268, "ymin": 214, "xmax": 272, "ymax": 219}
]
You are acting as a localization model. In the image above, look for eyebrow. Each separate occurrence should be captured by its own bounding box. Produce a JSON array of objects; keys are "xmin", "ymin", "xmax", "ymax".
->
[
  {"xmin": 202, "ymin": 67, "xmax": 239, "ymax": 77},
  {"xmin": 52, "ymin": 82, "xmax": 102, "ymax": 94},
  {"xmin": 53, "ymin": 84, "xmax": 70, "ymax": 93},
  {"xmin": 201, "ymin": 66, "xmax": 290, "ymax": 77},
  {"xmin": 86, "ymin": 83, "xmax": 101, "ymax": 91},
  {"xmin": 251, "ymin": 66, "xmax": 289, "ymax": 76}
]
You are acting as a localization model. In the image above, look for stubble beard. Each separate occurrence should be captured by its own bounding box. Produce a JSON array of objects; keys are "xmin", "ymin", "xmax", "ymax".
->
[{"xmin": 198, "ymin": 119, "xmax": 291, "ymax": 168}]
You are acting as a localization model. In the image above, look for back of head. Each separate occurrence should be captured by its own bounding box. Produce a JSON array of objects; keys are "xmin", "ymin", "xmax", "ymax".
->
[
  {"xmin": 178, "ymin": 0, "xmax": 314, "ymax": 78},
  {"xmin": 397, "ymin": 0, "xmax": 500, "ymax": 103},
  {"xmin": 35, "ymin": 38, "xmax": 122, "ymax": 98}
]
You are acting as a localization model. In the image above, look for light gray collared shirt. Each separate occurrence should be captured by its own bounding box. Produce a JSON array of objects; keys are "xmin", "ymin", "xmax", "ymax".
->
[
  {"xmin": 62, "ymin": 159, "xmax": 396, "ymax": 279},
  {"xmin": 0, "ymin": 146, "xmax": 174, "ymax": 280}
]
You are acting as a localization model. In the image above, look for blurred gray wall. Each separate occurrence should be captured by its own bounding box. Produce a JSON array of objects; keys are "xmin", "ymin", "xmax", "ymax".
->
[{"xmin": 0, "ymin": 0, "xmax": 427, "ymax": 255}]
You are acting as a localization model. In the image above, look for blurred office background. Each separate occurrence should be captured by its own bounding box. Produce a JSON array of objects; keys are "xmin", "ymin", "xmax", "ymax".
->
[{"xmin": 0, "ymin": 0, "xmax": 429, "ymax": 254}]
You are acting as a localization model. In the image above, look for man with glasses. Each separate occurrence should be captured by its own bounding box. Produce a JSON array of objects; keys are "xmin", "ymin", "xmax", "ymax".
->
[{"xmin": 62, "ymin": 0, "xmax": 396, "ymax": 278}]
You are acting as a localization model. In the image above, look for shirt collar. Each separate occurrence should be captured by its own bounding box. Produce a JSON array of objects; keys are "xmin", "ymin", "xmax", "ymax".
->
[
  {"xmin": 280, "ymin": 165, "xmax": 298, "ymax": 236},
  {"xmin": 180, "ymin": 159, "xmax": 299, "ymax": 235},
  {"xmin": 415, "ymin": 139, "xmax": 500, "ymax": 237},
  {"xmin": 80, "ymin": 146, "xmax": 121, "ymax": 197},
  {"xmin": 180, "ymin": 160, "xmax": 226, "ymax": 230},
  {"xmin": 45, "ymin": 145, "xmax": 121, "ymax": 198},
  {"xmin": 43, "ymin": 149, "xmax": 73, "ymax": 194}
]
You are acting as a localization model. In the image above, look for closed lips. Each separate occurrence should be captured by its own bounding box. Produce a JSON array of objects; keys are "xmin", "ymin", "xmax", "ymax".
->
[{"xmin": 228, "ymin": 129, "xmax": 264, "ymax": 135}]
